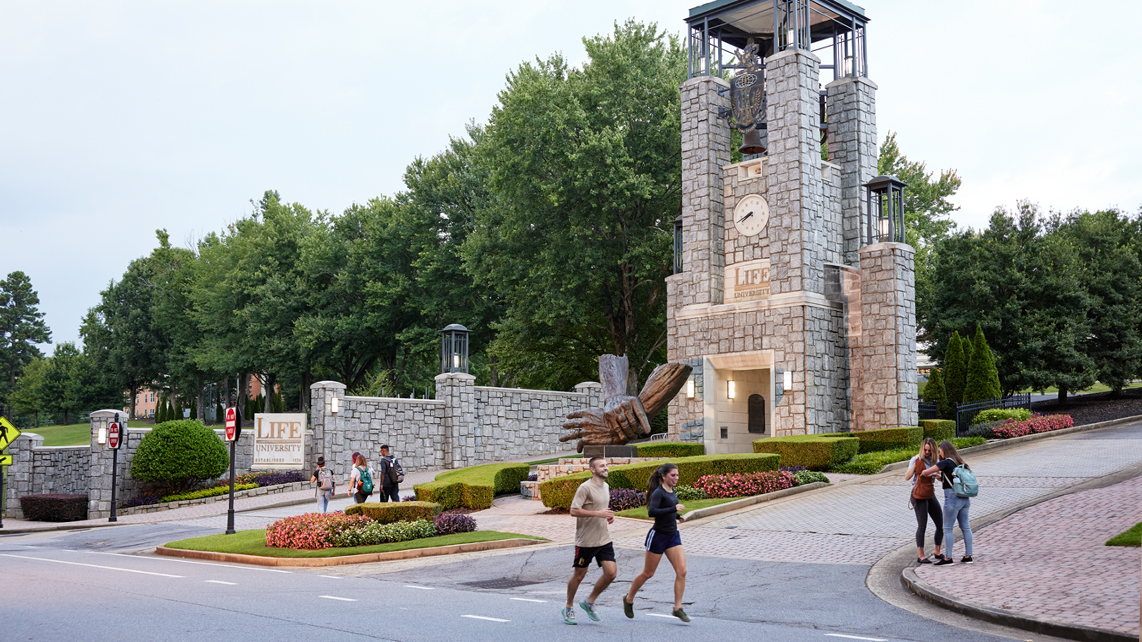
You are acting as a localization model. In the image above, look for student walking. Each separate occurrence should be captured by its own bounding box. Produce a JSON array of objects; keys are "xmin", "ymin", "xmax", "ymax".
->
[
  {"xmin": 311, "ymin": 456, "xmax": 336, "ymax": 513},
  {"xmin": 378, "ymin": 444, "xmax": 403, "ymax": 503},
  {"xmin": 563, "ymin": 457, "xmax": 617, "ymax": 625},
  {"xmin": 926, "ymin": 440, "xmax": 974, "ymax": 565},
  {"xmin": 624, "ymin": 463, "xmax": 690, "ymax": 623},
  {"xmin": 348, "ymin": 454, "xmax": 375, "ymax": 504},
  {"xmin": 905, "ymin": 437, "xmax": 944, "ymax": 563}
]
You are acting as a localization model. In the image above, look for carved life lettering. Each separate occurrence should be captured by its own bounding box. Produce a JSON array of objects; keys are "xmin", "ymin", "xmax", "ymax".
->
[{"xmin": 725, "ymin": 259, "xmax": 771, "ymax": 303}]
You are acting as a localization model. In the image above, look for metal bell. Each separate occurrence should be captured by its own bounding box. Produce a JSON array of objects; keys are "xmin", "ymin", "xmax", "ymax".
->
[{"xmin": 740, "ymin": 128, "xmax": 766, "ymax": 156}]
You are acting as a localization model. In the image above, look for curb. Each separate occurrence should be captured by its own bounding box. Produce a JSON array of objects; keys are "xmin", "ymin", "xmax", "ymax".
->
[
  {"xmin": 682, "ymin": 481, "xmax": 829, "ymax": 523},
  {"xmin": 877, "ymin": 414, "xmax": 1142, "ymax": 474},
  {"xmin": 155, "ymin": 537, "xmax": 544, "ymax": 567},
  {"xmin": 901, "ymin": 567, "xmax": 1137, "ymax": 642}
]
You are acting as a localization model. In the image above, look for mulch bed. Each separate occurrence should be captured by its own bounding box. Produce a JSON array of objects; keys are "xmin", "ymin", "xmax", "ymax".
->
[{"xmin": 1032, "ymin": 387, "xmax": 1142, "ymax": 426}]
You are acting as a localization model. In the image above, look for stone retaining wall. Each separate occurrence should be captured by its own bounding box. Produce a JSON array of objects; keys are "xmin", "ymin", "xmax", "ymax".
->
[{"xmin": 117, "ymin": 480, "xmax": 311, "ymax": 517}]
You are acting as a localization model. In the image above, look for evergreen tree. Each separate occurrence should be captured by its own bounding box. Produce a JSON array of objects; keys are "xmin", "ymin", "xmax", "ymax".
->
[
  {"xmin": 0, "ymin": 271, "xmax": 53, "ymax": 420},
  {"xmin": 173, "ymin": 399, "xmax": 183, "ymax": 421},
  {"xmin": 964, "ymin": 324, "xmax": 1002, "ymax": 402},
  {"xmin": 943, "ymin": 332, "xmax": 967, "ymax": 405},
  {"xmin": 922, "ymin": 368, "xmax": 951, "ymax": 419},
  {"xmin": 215, "ymin": 402, "xmax": 224, "ymax": 424},
  {"xmin": 961, "ymin": 336, "xmax": 973, "ymax": 371},
  {"xmin": 189, "ymin": 402, "xmax": 197, "ymax": 420}
]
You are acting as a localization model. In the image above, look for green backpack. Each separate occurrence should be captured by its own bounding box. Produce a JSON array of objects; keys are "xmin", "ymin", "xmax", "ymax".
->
[{"xmin": 356, "ymin": 466, "xmax": 374, "ymax": 494}]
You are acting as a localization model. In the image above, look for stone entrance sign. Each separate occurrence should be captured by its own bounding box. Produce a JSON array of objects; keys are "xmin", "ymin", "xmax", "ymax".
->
[{"xmin": 252, "ymin": 413, "xmax": 306, "ymax": 469}]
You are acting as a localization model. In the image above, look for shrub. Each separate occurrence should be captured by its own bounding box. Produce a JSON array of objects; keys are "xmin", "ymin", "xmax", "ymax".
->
[
  {"xmin": 344, "ymin": 501, "xmax": 442, "ymax": 523},
  {"xmin": 19, "ymin": 494, "xmax": 87, "ymax": 522},
  {"xmin": 265, "ymin": 512, "xmax": 373, "ymax": 549},
  {"xmin": 952, "ymin": 437, "xmax": 987, "ymax": 449},
  {"xmin": 752, "ymin": 435, "xmax": 858, "ymax": 470},
  {"xmin": 131, "ymin": 420, "xmax": 229, "ymax": 495},
  {"xmin": 609, "ymin": 488, "xmax": 646, "ymax": 511},
  {"xmin": 831, "ymin": 447, "xmax": 916, "ymax": 474},
  {"xmin": 527, "ymin": 473, "xmax": 538, "ymax": 482},
  {"xmin": 965, "ymin": 422, "xmax": 996, "ymax": 439},
  {"xmin": 162, "ymin": 483, "xmax": 257, "ymax": 503},
  {"xmin": 214, "ymin": 470, "xmax": 306, "ymax": 489},
  {"xmin": 539, "ymin": 453, "xmax": 781, "ymax": 509},
  {"xmin": 920, "ymin": 419, "xmax": 956, "ymax": 442},
  {"xmin": 848, "ymin": 427, "xmax": 923, "ymax": 453},
  {"xmin": 792, "ymin": 470, "xmax": 829, "ymax": 486},
  {"xmin": 674, "ymin": 484, "xmax": 709, "ymax": 501},
  {"xmin": 635, "ymin": 442, "xmax": 705, "ymax": 458},
  {"xmin": 414, "ymin": 462, "xmax": 530, "ymax": 510},
  {"xmin": 123, "ymin": 492, "xmax": 164, "ymax": 508},
  {"xmin": 330, "ymin": 519, "xmax": 437, "ymax": 548},
  {"xmin": 433, "ymin": 512, "xmax": 477, "ymax": 536},
  {"xmin": 990, "ymin": 414, "xmax": 1073, "ymax": 439},
  {"xmin": 780, "ymin": 465, "xmax": 808, "ymax": 473},
  {"xmin": 694, "ymin": 471, "xmax": 794, "ymax": 498},
  {"xmin": 972, "ymin": 408, "xmax": 1031, "ymax": 425}
]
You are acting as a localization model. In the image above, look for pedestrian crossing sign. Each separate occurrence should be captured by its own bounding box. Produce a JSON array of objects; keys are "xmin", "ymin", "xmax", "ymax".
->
[
  {"xmin": 0, "ymin": 454, "xmax": 11, "ymax": 466},
  {"xmin": 0, "ymin": 417, "xmax": 20, "ymax": 452}
]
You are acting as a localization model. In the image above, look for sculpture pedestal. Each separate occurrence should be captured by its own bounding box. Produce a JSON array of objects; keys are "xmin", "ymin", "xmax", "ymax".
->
[{"xmin": 582, "ymin": 445, "xmax": 638, "ymax": 458}]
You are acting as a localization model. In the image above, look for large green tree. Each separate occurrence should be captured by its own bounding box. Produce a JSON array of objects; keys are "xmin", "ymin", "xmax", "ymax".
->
[
  {"xmin": 10, "ymin": 356, "xmax": 48, "ymax": 426},
  {"xmin": 465, "ymin": 20, "xmax": 684, "ymax": 391},
  {"xmin": 963, "ymin": 324, "xmax": 1001, "ymax": 402},
  {"xmin": 0, "ymin": 271, "xmax": 52, "ymax": 419}
]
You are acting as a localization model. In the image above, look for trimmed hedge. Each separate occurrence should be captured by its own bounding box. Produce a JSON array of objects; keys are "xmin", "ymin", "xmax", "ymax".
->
[
  {"xmin": 752, "ymin": 435, "xmax": 858, "ymax": 471},
  {"xmin": 344, "ymin": 501, "xmax": 442, "ymax": 524},
  {"xmin": 635, "ymin": 442, "xmax": 705, "ymax": 458},
  {"xmin": 19, "ymin": 494, "xmax": 88, "ymax": 522},
  {"xmin": 920, "ymin": 419, "xmax": 956, "ymax": 442},
  {"xmin": 413, "ymin": 462, "xmax": 530, "ymax": 510},
  {"xmin": 162, "ymin": 483, "xmax": 257, "ymax": 503},
  {"xmin": 540, "ymin": 453, "xmax": 781, "ymax": 509},
  {"xmin": 848, "ymin": 426, "xmax": 923, "ymax": 453},
  {"xmin": 972, "ymin": 408, "xmax": 1031, "ymax": 426}
]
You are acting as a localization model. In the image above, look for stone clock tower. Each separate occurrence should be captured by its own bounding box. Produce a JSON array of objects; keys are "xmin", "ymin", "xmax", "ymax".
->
[{"xmin": 667, "ymin": 0, "xmax": 917, "ymax": 453}]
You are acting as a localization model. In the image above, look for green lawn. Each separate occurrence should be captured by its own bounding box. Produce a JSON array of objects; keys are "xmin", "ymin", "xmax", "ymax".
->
[
  {"xmin": 526, "ymin": 455, "xmax": 581, "ymax": 465},
  {"xmin": 615, "ymin": 496, "xmax": 744, "ymax": 520},
  {"xmin": 19, "ymin": 421, "xmax": 152, "ymax": 447},
  {"xmin": 831, "ymin": 437, "xmax": 988, "ymax": 475},
  {"xmin": 1106, "ymin": 522, "xmax": 1142, "ymax": 547},
  {"xmin": 1020, "ymin": 381, "xmax": 1142, "ymax": 395},
  {"xmin": 164, "ymin": 529, "xmax": 545, "ymax": 558}
]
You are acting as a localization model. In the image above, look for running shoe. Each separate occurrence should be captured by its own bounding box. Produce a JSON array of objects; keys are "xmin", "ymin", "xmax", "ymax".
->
[
  {"xmin": 623, "ymin": 596, "xmax": 634, "ymax": 619},
  {"xmin": 961, "ymin": 555, "xmax": 974, "ymax": 564},
  {"xmin": 933, "ymin": 557, "xmax": 954, "ymax": 566},
  {"xmin": 673, "ymin": 608, "xmax": 691, "ymax": 622},
  {"xmin": 579, "ymin": 600, "xmax": 600, "ymax": 622},
  {"xmin": 917, "ymin": 557, "xmax": 932, "ymax": 564},
  {"xmin": 562, "ymin": 607, "xmax": 577, "ymax": 625}
]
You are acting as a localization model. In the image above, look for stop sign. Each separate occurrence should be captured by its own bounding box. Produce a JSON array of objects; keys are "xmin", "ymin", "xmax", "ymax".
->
[
  {"xmin": 108, "ymin": 422, "xmax": 121, "ymax": 450},
  {"xmin": 225, "ymin": 407, "xmax": 237, "ymax": 441}
]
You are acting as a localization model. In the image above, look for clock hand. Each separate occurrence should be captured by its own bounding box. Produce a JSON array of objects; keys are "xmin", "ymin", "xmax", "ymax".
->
[{"xmin": 738, "ymin": 211, "xmax": 754, "ymax": 223}]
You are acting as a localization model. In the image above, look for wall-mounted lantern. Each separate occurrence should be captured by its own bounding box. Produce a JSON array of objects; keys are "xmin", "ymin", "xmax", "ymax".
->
[
  {"xmin": 330, "ymin": 394, "xmax": 340, "ymax": 414},
  {"xmin": 686, "ymin": 378, "xmax": 695, "ymax": 399},
  {"xmin": 727, "ymin": 372, "xmax": 736, "ymax": 400},
  {"xmin": 864, "ymin": 175, "xmax": 907, "ymax": 245},
  {"xmin": 783, "ymin": 369, "xmax": 793, "ymax": 389},
  {"xmin": 440, "ymin": 324, "xmax": 470, "ymax": 374}
]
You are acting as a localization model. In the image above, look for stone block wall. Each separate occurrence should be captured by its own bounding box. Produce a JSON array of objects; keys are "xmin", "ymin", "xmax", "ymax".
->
[
  {"xmin": 680, "ymin": 75, "xmax": 731, "ymax": 307},
  {"xmin": 855, "ymin": 242, "xmax": 918, "ymax": 430},
  {"xmin": 826, "ymin": 75, "xmax": 878, "ymax": 265}
]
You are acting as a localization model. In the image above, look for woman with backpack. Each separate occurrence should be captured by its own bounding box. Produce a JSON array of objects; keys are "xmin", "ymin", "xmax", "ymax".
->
[
  {"xmin": 311, "ymin": 456, "xmax": 336, "ymax": 513},
  {"xmin": 348, "ymin": 454, "xmax": 375, "ymax": 504},
  {"xmin": 923, "ymin": 441, "xmax": 974, "ymax": 565},
  {"xmin": 905, "ymin": 437, "xmax": 944, "ymax": 564},
  {"xmin": 622, "ymin": 463, "xmax": 690, "ymax": 623}
]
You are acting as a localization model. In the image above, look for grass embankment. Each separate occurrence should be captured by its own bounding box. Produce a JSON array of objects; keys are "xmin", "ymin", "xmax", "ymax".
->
[
  {"xmin": 526, "ymin": 455, "xmax": 582, "ymax": 465},
  {"xmin": 1106, "ymin": 522, "xmax": 1142, "ymax": 547},
  {"xmin": 615, "ymin": 497, "xmax": 743, "ymax": 520},
  {"xmin": 831, "ymin": 437, "xmax": 987, "ymax": 474},
  {"xmin": 164, "ymin": 529, "xmax": 546, "ymax": 558},
  {"xmin": 22, "ymin": 421, "xmax": 151, "ymax": 447}
]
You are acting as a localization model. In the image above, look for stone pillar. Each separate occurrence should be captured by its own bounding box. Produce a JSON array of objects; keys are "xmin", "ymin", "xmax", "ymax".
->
[
  {"xmin": 679, "ymin": 75, "xmax": 731, "ymax": 306},
  {"xmin": 4, "ymin": 432, "xmax": 42, "ymax": 519},
  {"xmin": 826, "ymin": 75, "xmax": 878, "ymax": 266},
  {"xmin": 310, "ymin": 380, "xmax": 346, "ymax": 476},
  {"xmin": 88, "ymin": 409, "xmax": 126, "ymax": 519},
  {"xmin": 436, "ymin": 372, "xmax": 476, "ymax": 469},
  {"xmin": 855, "ymin": 243, "xmax": 917, "ymax": 430},
  {"xmin": 765, "ymin": 47, "xmax": 826, "ymax": 296}
]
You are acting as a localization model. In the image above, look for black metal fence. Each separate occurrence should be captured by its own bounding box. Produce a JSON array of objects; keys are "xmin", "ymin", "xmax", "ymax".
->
[
  {"xmin": 918, "ymin": 402, "xmax": 939, "ymax": 420},
  {"xmin": 954, "ymin": 394, "xmax": 1032, "ymax": 436}
]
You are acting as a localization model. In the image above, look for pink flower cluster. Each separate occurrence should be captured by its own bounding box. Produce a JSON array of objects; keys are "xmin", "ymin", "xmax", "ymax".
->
[
  {"xmin": 991, "ymin": 413, "xmax": 1074, "ymax": 439},
  {"xmin": 693, "ymin": 470, "xmax": 794, "ymax": 499},
  {"xmin": 265, "ymin": 512, "xmax": 371, "ymax": 549}
]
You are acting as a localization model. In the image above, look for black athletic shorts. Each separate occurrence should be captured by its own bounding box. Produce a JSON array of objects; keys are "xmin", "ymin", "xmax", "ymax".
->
[{"xmin": 573, "ymin": 542, "xmax": 616, "ymax": 568}]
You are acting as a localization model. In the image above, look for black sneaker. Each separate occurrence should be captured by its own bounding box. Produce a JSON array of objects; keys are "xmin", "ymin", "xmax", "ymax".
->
[
  {"xmin": 917, "ymin": 557, "xmax": 932, "ymax": 564},
  {"xmin": 961, "ymin": 556, "xmax": 974, "ymax": 564},
  {"xmin": 623, "ymin": 596, "xmax": 634, "ymax": 619},
  {"xmin": 933, "ymin": 557, "xmax": 954, "ymax": 566}
]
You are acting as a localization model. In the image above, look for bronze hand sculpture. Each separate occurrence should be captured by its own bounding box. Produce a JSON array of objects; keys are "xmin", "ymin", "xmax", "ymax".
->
[{"xmin": 560, "ymin": 355, "xmax": 692, "ymax": 452}]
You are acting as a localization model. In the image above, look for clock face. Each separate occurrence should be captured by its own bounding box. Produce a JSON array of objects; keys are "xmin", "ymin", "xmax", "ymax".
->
[{"xmin": 733, "ymin": 194, "xmax": 769, "ymax": 237}]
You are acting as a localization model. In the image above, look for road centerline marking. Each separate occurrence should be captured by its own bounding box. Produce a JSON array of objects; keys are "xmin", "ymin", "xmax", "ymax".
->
[
  {"xmin": 319, "ymin": 595, "xmax": 357, "ymax": 602},
  {"xmin": 825, "ymin": 635, "xmax": 887, "ymax": 641},
  {"xmin": 92, "ymin": 552, "xmax": 291, "ymax": 573},
  {"xmin": 205, "ymin": 580, "xmax": 237, "ymax": 585},
  {"xmin": 0, "ymin": 554, "xmax": 183, "ymax": 578},
  {"xmin": 404, "ymin": 585, "xmax": 434, "ymax": 590},
  {"xmin": 461, "ymin": 615, "xmax": 510, "ymax": 623},
  {"xmin": 509, "ymin": 597, "xmax": 547, "ymax": 603}
]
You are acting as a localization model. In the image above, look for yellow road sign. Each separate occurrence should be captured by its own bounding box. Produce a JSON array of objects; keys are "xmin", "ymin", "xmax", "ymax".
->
[
  {"xmin": 0, "ymin": 454, "xmax": 11, "ymax": 466},
  {"xmin": 0, "ymin": 417, "xmax": 20, "ymax": 451}
]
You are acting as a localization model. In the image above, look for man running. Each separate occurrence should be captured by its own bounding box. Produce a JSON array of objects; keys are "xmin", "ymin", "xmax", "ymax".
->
[{"xmin": 563, "ymin": 457, "xmax": 617, "ymax": 625}]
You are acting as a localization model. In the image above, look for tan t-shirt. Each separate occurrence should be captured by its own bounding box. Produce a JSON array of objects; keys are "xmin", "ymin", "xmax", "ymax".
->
[{"xmin": 570, "ymin": 478, "xmax": 611, "ymax": 547}]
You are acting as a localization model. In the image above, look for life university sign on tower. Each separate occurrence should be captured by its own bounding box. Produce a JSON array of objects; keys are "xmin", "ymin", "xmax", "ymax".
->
[{"xmin": 252, "ymin": 413, "xmax": 306, "ymax": 469}]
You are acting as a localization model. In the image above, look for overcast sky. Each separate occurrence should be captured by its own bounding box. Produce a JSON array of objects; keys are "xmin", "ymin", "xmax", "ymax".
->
[{"xmin": 3, "ymin": 0, "xmax": 1140, "ymax": 350}]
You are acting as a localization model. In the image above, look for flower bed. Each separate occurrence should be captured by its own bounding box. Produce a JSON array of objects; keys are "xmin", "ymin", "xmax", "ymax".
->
[
  {"xmin": 694, "ymin": 470, "xmax": 794, "ymax": 499},
  {"xmin": 989, "ymin": 413, "xmax": 1073, "ymax": 439},
  {"xmin": 264, "ymin": 510, "xmax": 479, "ymax": 550}
]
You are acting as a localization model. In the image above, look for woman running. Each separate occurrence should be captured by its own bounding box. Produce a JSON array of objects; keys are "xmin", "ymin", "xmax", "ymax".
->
[
  {"xmin": 925, "ymin": 441, "xmax": 974, "ymax": 565},
  {"xmin": 905, "ymin": 437, "xmax": 943, "ymax": 564},
  {"xmin": 623, "ymin": 463, "xmax": 690, "ymax": 623}
]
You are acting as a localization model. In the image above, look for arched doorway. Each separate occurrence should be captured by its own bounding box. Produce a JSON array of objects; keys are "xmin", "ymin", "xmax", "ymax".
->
[{"xmin": 748, "ymin": 394, "xmax": 765, "ymax": 434}]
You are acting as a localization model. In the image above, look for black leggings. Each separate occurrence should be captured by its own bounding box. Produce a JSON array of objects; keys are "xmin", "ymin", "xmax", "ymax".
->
[{"xmin": 914, "ymin": 497, "xmax": 944, "ymax": 549}]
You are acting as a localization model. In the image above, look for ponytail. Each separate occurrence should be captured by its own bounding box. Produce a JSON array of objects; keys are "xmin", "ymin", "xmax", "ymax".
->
[{"xmin": 646, "ymin": 463, "xmax": 678, "ymax": 499}]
